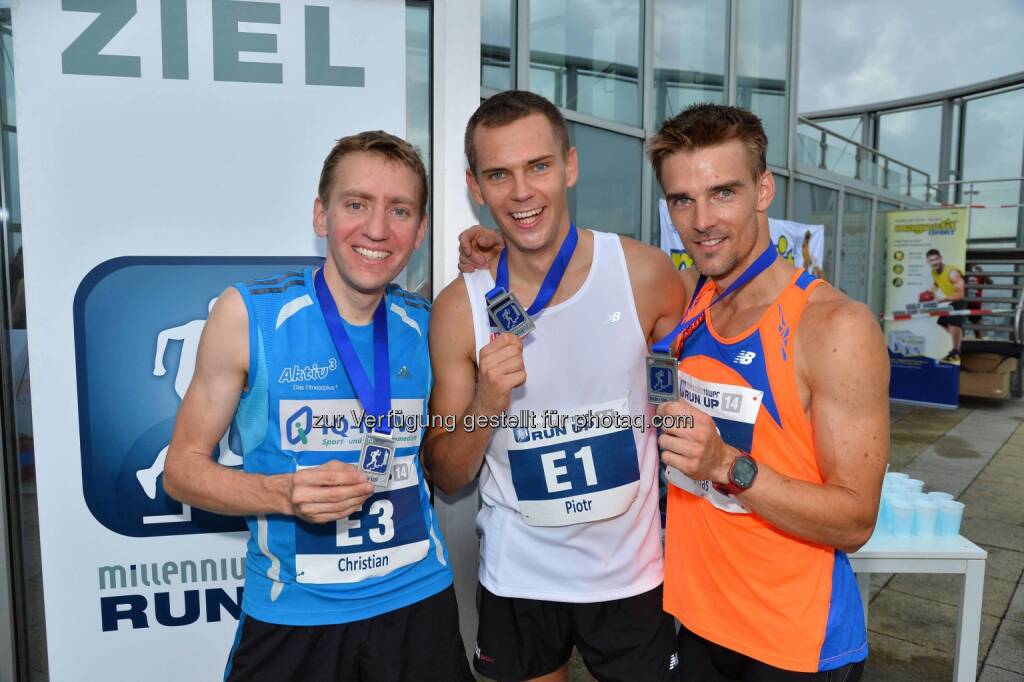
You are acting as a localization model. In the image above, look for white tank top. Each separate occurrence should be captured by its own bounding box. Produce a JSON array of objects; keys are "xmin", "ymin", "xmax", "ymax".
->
[{"xmin": 464, "ymin": 231, "xmax": 663, "ymax": 602}]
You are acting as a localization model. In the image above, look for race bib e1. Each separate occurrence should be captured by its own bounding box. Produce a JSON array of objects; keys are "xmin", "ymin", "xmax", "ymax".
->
[
  {"xmin": 664, "ymin": 372, "xmax": 762, "ymax": 514},
  {"xmin": 294, "ymin": 454, "xmax": 429, "ymax": 583},
  {"xmin": 506, "ymin": 398, "xmax": 641, "ymax": 526}
]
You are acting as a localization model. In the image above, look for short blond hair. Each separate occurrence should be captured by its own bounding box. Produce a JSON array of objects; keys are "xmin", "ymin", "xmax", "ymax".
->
[{"xmin": 318, "ymin": 131, "xmax": 428, "ymax": 216}]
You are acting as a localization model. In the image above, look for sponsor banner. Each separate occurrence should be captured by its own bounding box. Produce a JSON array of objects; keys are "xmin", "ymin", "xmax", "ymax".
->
[
  {"xmin": 13, "ymin": 0, "xmax": 405, "ymax": 679},
  {"xmin": 883, "ymin": 208, "xmax": 969, "ymax": 407},
  {"xmin": 659, "ymin": 199, "xmax": 825, "ymax": 275}
]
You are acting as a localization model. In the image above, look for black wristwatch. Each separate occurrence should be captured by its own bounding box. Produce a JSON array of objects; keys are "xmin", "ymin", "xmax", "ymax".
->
[{"xmin": 713, "ymin": 451, "xmax": 758, "ymax": 496}]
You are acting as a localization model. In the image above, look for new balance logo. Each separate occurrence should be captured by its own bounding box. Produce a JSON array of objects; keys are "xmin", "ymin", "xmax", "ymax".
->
[
  {"xmin": 669, "ymin": 652, "xmax": 679, "ymax": 670},
  {"xmin": 606, "ymin": 312, "xmax": 621, "ymax": 323},
  {"xmin": 733, "ymin": 350, "xmax": 757, "ymax": 365}
]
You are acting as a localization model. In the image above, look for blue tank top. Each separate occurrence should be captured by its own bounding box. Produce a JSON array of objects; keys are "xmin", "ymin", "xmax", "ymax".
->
[{"xmin": 232, "ymin": 267, "xmax": 451, "ymax": 626}]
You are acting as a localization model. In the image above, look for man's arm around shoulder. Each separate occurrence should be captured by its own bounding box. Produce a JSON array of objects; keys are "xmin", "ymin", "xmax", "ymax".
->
[{"xmin": 163, "ymin": 287, "xmax": 373, "ymax": 523}]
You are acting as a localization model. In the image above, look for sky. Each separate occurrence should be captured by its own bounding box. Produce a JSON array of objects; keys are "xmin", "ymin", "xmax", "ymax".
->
[{"xmin": 799, "ymin": 0, "xmax": 1024, "ymax": 113}]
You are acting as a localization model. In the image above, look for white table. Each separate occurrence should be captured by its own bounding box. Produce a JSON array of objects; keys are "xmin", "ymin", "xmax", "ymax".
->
[{"xmin": 850, "ymin": 533, "xmax": 987, "ymax": 682}]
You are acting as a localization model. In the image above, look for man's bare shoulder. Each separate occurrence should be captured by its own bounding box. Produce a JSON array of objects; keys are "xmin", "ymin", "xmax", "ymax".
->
[
  {"xmin": 799, "ymin": 285, "xmax": 886, "ymax": 378},
  {"xmin": 199, "ymin": 286, "xmax": 250, "ymax": 373},
  {"xmin": 429, "ymin": 276, "xmax": 477, "ymax": 360},
  {"xmin": 802, "ymin": 285, "xmax": 879, "ymax": 337},
  {"xmin": 618, "ymin": 235, "xmax": 683, "ymax": 291}
]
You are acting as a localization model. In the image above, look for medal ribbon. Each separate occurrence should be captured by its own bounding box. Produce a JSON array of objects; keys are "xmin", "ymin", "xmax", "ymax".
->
[
  {"xmin": 651, "ymin": 244, "xmax": 778, "ymax": 356},
  {"xmin": 486, "ymin": 223, "xmax": 580, "ymax": 315},
  {"xmin": 314, "ymin": 268, "xmax": 392, "ymax": 435}
]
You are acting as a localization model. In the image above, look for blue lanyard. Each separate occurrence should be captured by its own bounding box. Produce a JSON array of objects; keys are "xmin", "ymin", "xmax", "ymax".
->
[
  {"xmin": 313, "ymin": 268, "xmax": 392, "ymax": 435},
  {"xmin": 486, "ymin": 223, "xmax": 579, "ymax": 315},
  {"xmin": 651, "ymin": 244, "xmax": 778, "ymax": 355}
]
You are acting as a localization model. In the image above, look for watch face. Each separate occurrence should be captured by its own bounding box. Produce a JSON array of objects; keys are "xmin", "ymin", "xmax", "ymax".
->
[{"xmin": 732, "ymin": 456, "xmax": 758, "ymax": 488}]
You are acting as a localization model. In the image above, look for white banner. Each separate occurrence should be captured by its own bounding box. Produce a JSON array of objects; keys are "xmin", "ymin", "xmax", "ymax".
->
[
  {"xmin": 12, "ymin": 0, "xmax": 405, "ymax": 679},
  {"xmin": 659, "ymin": 199, "xmax": 825, "ymax": 275}
]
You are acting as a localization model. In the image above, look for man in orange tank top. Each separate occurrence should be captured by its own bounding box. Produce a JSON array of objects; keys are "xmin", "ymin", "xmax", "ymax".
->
[{"xmin": 650, "ymin": 104, "xmax": 889, "ymax": 681}]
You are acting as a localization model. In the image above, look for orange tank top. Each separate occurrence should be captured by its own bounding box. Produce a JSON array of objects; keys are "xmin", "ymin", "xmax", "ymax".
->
[{"xmin": 663, "ymin": 269, "xmax": 867, "ymax": 673}]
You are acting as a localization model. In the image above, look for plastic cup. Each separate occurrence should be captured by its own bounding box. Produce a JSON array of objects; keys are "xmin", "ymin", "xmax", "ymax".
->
[
  {"xmin": 937, "ymin": 501, "xmax": 965, "ymax": 537},
  {"xmin": 927, "ymin": 491, "xmax": 954, "ymax": 503},
  {"xmin": 904, "ymin": 478, "xmax": 925, "ymax": 493},
  {"xmin": 914, "ymin": 499, "xmax": 939, "ymax": 536},
  {"xmin": 885, "ymin": 472, "xmax": 910, "ymax": 483},
  {"xmin": 889, "ymin": 498, "xmax": 915, "ymax": 537},
  {"xmin": 905, "ymin": 492, "xmax": 930, "ymax": 504},
  {"xmin": 882, "ymin": 493, "xmax": 909, "ymax": 532}
]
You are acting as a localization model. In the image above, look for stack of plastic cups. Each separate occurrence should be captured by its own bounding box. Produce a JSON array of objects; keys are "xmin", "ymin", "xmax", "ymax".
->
[
  {"xmin": 914, "ymin": 498, "xmax": 939, "ymax": 536},
  {"xmin": 889, "ymin": 497, "xmax": 915, "ymax": 536},
  {"xmin": 880, "ymin": 472, "xmax": 911, "ymax": 529}
]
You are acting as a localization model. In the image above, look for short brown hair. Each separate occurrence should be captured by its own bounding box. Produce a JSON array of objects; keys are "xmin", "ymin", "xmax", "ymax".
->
[
  {"xmin": 464, "ymin": 90, "xmax": 570, "ymax": 173},
  {"xmin": 318, "ymin": 130, "xmax": 428, "ymax": 217},
  {"xmin": 647, "ymin": 103, "xmax": 768, "ymax": 185}
]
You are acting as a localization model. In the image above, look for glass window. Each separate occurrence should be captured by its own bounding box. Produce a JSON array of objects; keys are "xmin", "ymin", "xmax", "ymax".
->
[
  {"xmin": 530, "ymin": 0, "xmax": 642, "ymax": 127},
  {"xmin": 653, "ymin": 0, "xmax": 727, "ymax": 124},
  {"xmin": 818, "ymin": 116, "xmax": 862, "ymax": 143},
  {"xmin": 768, "ymin": 173, "xmax": 786, "ymax": 220},
  {"xmin": 839, "ymin": 193, "xmax": 871, "ymax": 303},
  {"xmin": 962, "ymin": 87, "xmax": 1024, "ymax": 241},
  {"xmin": 568, "ymin": 122, "xmax": 642, "ymax": 237},
  {"xmin": 736, "ymin": 0, "xmax": 790, "ymax": 168},
  {"xmin": 878, "ymin": 105, "xmax": 941, "ymax": 200},
  {"xmin": 871, "ymin": 201, "xmax": 900, "ymax": 314},
  {"xmin": 792, "ymin": 180, "xmax": 837, "ymax": 282},
  {"xmin": 481, "ymin": 0, "xmax": 514, "ymax": 91},
  {"xmin": 401, "ymin": 2, "xmax": 432, "ymax": 298}
]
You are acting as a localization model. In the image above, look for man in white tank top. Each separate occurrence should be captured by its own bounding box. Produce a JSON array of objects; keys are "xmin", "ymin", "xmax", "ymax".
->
[{"xmin": 423, "ymin": 91, "xmax": 685, "ymax": 682}]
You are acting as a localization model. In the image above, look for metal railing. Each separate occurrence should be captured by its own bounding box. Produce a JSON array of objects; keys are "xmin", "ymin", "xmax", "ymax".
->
[{"xmin": 796, "ymin": 118, "xmax": 931, "ymax": 198}]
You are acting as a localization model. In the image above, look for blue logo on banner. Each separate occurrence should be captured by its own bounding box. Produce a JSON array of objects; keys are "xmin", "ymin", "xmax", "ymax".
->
[{"xmin": 74, "ymin": 256, "xmax": 321, "ymax": 537}]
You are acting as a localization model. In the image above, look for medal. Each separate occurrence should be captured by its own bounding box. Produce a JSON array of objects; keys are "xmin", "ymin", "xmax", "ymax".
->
[
  {"xmin": 485, "ymin": 223, "xmax": 580, "ymax": 336},
  {"xmin": 357, "ymin": 431, "xmax": 396, "ymax": 488},
  {"xmin": 486, "ymin": 287, "xmax": 535, "ymax": 337},
  {"xmin": 314, "ymin": 268, "xmax": 396, "ymax": 490},
  {"xmin": 648, "ymin": 244, "xmax": 779, "ymax": 404}
]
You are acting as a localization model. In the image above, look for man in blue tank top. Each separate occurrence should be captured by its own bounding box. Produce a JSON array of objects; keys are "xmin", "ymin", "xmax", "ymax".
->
[{"xmin": 164, "ymin": 131, "xmax": 472, "ymax": 681}]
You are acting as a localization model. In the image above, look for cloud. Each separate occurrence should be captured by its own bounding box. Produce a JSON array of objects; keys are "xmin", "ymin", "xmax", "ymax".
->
[{"xmin": 799, "ymin": 0, "xmax": 1024, "ymax": 113}]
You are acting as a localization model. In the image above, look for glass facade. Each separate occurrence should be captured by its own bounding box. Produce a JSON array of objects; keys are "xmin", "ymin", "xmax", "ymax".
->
[
  {"xmin": 962, "ymin": 87, "xmax": 1024, "ymax": 241},
  {"xmin": 653, "ymin": 0, "xmax": 727, "ymax": 124},
  {"xmin": 568, "ymin": 122, "xmax": 643, "ymax": 236},
  {"xmin": 768, "ymin": 174, "xmax": 787, "ymax": 219},
  {"xmin": 793, "ymin": 180, "xmax": 838, "ymax": 282},
  {"xmin": 839, "ymin": 192, "xmax": 871, "ymax": 301},
  {"xmin": 871, "ymin": 201, "xmax": 901, "ymax": 314},
  {"xmin": 736, "ymin": 0, "xmax": 790, "ymax": 168},
  {"xmin": 877, "ymin": 105, "xmax": 941, "ymax": 198},
  {"xmin": 482, "ymin": 0, "xmax": 514, "ymax": 91},
  {"xmin": 530, "ymin": 0, "xmax": 642, "ymax": 127}
]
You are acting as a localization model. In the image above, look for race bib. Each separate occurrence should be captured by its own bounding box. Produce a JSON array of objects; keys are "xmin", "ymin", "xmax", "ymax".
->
[
  {"xmin": 507, "ymin": 398, "xmax": 641, "ymax": 526},
  {"xmin": 664, "ymin": 372, "xmax": 761, "ymax": 514},
  {"xmin": 294, "ymin": 454, "xmax": 429, "ymax": 583}
]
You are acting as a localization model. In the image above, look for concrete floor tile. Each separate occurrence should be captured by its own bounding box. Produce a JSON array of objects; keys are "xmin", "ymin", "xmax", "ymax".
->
[
  {"xmin": 868, "ymin": 588, "xmax": 1000, "ymax": 656},
  {"xmin": 960, "ymin": 517, "xmax": 1024, "ymax": 554},
  {"xmin": 887, "ymin": 573, "xmax": 1016, "ymax": 619},
  {"xmin": 977, "ymin": 455, "xmax": 1024, "ymax": 483},
  {"xmin": 997, "ymin": 441, "xmax": 1024, "ymax": 457},
  {"xmin": 976, "ymin": 545, "xmax": 1024, "ymax": 584},
  {"xmin": 863, "ymin": 630, "xmax": 954, "ymax": 681},
  {"xmin": 1007, "ymin": 582, "xmax": 1024, "ymax": 624},
  {"xmin": 961, "ymin": 480, "xmax": 1024, "ymax": 525},
  {"xmin": 980, "ymin": 664, "xmax": 1024, "ymax": 681},
  {"xmin": 987, "ymin": 619, "xmax": 1024, "ymax": 674}
]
